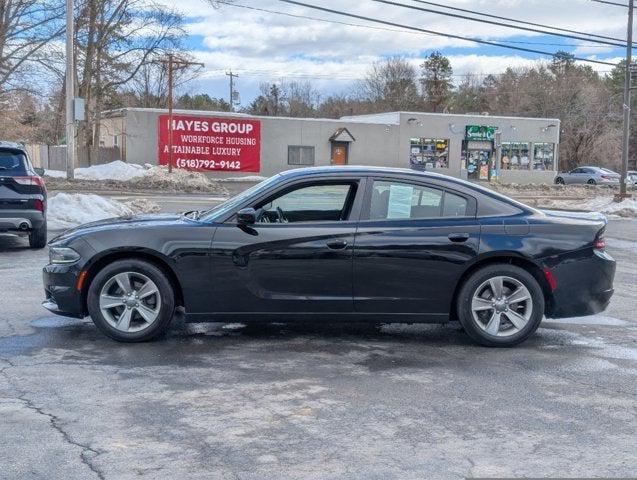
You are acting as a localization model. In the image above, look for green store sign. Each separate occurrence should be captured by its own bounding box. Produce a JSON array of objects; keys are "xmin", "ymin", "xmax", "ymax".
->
[{"xmin": 465, "ymin": 125, "xmax": 496, "ymax": 141}]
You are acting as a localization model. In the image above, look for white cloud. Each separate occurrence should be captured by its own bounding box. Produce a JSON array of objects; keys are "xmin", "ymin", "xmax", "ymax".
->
[{"xmin": 155, "ymin": 0, "xmax": 627, "ymax": 101}]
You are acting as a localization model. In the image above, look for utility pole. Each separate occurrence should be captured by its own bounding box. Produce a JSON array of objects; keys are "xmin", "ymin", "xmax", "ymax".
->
[
  {"xmin": 157, "ymin": 55, "xmax": 204, "ymax": 173},
  {"xmin": 226, "ymin": 70, "xmax": 239, "ymax": 112},
  {"xmin": 65, "ymin": 0, "xmax": 75, "ymax": 180},
  {"xmin": 618, "ymin": 0, "xmax": 634, "ymax": 200}
]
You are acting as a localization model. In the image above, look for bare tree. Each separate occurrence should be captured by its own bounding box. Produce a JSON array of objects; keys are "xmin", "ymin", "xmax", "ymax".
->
[
  {"xmin": 0, "ymin": 0, "xmax": 64, "ymax": 92},
  {"xmin": 74, "ymin": 0, "xmax": 185, "ymax": 164},
  {"xmin": 358, "ymin": 57, "xmax": 420, "ymax": 112}
]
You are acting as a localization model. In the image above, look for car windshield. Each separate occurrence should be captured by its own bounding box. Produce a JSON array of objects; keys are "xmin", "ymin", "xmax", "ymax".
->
[
  {"xmin": 198, "ymin": 175, "xmax": 282, "ymax": 222},
  {"xmin": 0, "ymin": 150, "xmax": 27, "ymax": 173}
]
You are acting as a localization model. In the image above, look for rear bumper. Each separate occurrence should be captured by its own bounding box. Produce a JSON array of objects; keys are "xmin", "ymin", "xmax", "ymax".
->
[
  {"xmin": 0, "ymin": 209, "xmax": 45, "ymax": 231},
  {"xmin": 545, "ymin": 249, "xmax": 616, "ymax": 318},
  {"xmin": 42, "ymin": 264, "xmax": 85, "ymax": 318}
]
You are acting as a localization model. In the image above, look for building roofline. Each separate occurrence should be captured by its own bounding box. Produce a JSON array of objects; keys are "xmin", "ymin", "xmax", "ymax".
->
[
  {"xmin": 101, "ymin": 107, "xmax": 560, "ymax": 125},
  {"xmin": 342, "ymin": 111, "xmax": 561, "ymax": 123}
]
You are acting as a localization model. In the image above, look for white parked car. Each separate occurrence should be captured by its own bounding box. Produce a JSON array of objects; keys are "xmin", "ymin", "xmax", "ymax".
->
[{"xmin": 554, "ymin": 166, "xmax": 621, "ymax": 185}]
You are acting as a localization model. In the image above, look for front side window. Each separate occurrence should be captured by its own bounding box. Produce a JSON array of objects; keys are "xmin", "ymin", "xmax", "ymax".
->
[
  {"xmin": 256, "ymin": 183, "xmax": 355, "ymax": 223},
  {"xmin": 369, "ymin": 181, "xmax": 468, "ymax": 220}
]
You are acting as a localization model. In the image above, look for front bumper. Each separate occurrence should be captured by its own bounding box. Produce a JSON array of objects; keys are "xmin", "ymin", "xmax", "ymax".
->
[
  {"xmin": 545, "ymin": 249, "xmax": 616, "ymax": 318},
  {"xmin": 42, "ymin": 264, "xmax": 85, "ymax": 318}
]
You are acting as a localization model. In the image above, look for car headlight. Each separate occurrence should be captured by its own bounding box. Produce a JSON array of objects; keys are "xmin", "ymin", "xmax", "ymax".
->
[{"xmin": 49, "ymin": 247, "xmax": 81, "ymax": 264}]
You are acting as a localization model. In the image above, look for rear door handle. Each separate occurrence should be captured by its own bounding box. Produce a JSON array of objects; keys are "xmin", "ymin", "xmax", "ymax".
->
[
  {"xmin": 326, "ymin": 239, "xmax": 348, "ymax": 250},
  {"xmin": 448, "ymin": 233, "xmax": 470, "ymax": 243}
]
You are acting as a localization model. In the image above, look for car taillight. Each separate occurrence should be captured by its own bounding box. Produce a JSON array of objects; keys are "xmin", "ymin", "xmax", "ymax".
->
[
  {"xmin": 34, "ymin": 199, "xmax": 45, "ymax": 212},
  {"xmin": 13, "ymin": 176, "xmax": 46, "ymax": 189},
  {"xmin": 594, "ymin": 236, "xmax": 606, "ymax": 251}
]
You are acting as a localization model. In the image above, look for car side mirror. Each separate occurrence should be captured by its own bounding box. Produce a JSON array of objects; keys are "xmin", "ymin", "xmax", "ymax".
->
[
  {"xmin": 34, "ymin": 167, "xmax": 45, "ymax": 176},
  {"xmin": 237, "ymin": 208, "xmax": 257, "ymax": 225}
]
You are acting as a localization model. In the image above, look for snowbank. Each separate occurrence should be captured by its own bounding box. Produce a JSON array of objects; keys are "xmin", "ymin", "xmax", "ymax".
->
[
  {"xmin": 46, "ymin": 160, "xmax": 147, "ymax": 181},
  {"xmin": 48, "ymin": 193, "xmax": 160, "ymax": 230},
  {"xmin": 44, "ymin": 161, "xmax": 229, "ymax": 194},
  {"xmin": 580, "ymin": 197, "xmax": 637, "ymax": 218},
  {"xmin": 538, "ymin": 196, "xmax": 637, "ymax": 218}
]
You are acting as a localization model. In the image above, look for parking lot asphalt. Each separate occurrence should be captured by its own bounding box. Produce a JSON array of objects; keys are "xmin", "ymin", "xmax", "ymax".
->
[{"xmin": 0, "ymin": 209, "xmax": 636, "ymax": 479}]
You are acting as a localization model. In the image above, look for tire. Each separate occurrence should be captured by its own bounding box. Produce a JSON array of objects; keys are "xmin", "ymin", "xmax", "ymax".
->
[
  {"xmin": 587, "ymin": 179, "xmax": 597, "ymax": 185},
  {"xmin": 456, "ymin": 264, "xmax": 544, "ymax": 347},
  {"xmin": 29, "ymin": 221, "xmax": 47, "ymax": 249},
  {"xmin": 555, "ymin": 177, "xmax": 565, "ymax": 185},
  {"xmin": 87, "ymin": 259, "xmax": 175, "ymax": 342}
]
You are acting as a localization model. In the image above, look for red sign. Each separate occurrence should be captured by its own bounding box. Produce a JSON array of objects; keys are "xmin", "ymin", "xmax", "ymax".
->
[{"xmin": 158, "ymin": 115, "xmax": 261, "ymax": 172}]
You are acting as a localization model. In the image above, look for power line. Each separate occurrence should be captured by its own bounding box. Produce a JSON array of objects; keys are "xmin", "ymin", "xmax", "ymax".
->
[
  {"xmin": 591, "ymin": 0, "xmax": 631, "ymax": 6},
  {"xmin": 410, "ymin": 0, "xmax": 635, "ymax": 46},
  {"xmin": 276, "ymin": 0, "xmax": 619, "ymax": 66},
  {"xmin": 371, "ymin": 0, "xmax": 629, "ymax": 49},
  {"xmin": 216, "ymin": 1, "xmax": 613, "ymax": 48}
]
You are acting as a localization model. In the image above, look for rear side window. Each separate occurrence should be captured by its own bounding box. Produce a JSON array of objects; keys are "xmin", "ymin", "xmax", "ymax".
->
[
  {"xmin": 369, "ymin": 180, "xmax": 468, "ymax": 220},
  {"xmin": 0, "ymin": 150, "xmax": 27, "ymax": 174}
]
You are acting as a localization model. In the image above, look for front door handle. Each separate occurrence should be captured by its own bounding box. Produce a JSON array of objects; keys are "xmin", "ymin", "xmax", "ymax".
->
[
  {"xmin": 326, "ymin": 239, "xmax": 348, "ymax": 250},
  {"xmin": 448, "ymin": 233, "xmax": 470, "ymax": 243}
]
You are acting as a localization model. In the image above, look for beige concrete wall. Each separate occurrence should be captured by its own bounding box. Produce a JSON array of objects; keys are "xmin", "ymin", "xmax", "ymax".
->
[{"xmin": 111, "ymin": 108, "xmax": 560, "ymax": 184}]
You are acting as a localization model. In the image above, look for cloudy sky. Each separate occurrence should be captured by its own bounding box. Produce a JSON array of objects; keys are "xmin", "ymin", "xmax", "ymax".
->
[{"xmin": 160, "ymin": 0, "xmax": 632, "ymax": 105}]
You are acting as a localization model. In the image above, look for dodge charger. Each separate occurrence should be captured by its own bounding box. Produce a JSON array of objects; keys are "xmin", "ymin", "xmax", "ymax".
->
[{"xmin": 42, "ymin": 166, "xmax": 616, "ymax": 347}]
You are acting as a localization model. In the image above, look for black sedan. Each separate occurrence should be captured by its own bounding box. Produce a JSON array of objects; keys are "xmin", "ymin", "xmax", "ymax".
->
[{"xmin": 42, "ymin": 166, "xmax": 616, "ymax": 347}]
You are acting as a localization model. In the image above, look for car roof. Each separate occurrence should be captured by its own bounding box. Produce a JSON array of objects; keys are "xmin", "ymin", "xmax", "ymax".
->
[
  {"xmin": 0, "ymin": 141, "xmax": 27, "ymax": 153},
  {"xmin": 279, "ymin": 165, "xmax": 468, "ymax": 185}
]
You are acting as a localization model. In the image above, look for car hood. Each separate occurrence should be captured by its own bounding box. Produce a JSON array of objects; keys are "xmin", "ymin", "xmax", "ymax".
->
[{"xmin": 49, "ymin": 213, "xmax": 191, "ymax": 245}]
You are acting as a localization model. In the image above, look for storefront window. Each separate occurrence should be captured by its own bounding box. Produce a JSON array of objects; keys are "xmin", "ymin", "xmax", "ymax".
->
[
  {"xmin": 533, "ymin": 143, "xmax": 555, "ymax": 171},
  {"xmin": 409, "ymin": 138, "xmax": 449, "ymax": 170},
  {"xmin": 501, "ymin": 142, "xmax": 531, "ymax": 170}
]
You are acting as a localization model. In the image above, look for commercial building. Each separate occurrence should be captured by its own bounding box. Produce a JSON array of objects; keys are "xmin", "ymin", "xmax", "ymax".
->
[{"xmin": 100, "ymin": 108, "xmax": 560, "ymax": 184}]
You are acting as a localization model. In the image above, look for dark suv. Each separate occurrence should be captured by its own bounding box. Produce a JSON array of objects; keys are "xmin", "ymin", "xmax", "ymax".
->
[{"xmin": 0, "ymin": 142, "xmax": 47, "ymax": 248}]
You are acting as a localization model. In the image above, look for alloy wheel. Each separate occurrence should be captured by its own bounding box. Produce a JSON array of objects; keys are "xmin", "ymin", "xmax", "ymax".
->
[
  {"xmin": 99, "ymin": 272, "xmax": 161, "ymax": 333},
  {"xmin": 470, "ymin": 275, "xmax": 533, "ymax": 337}
]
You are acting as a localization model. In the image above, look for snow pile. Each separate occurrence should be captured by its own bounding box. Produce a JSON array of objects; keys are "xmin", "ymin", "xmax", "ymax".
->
[
  {"xmin": 129, "ymin": 165, "xmax": 227, "ymax": 193},
  {"xmin": 46, "ymin": 160, "xmax": 147, "ymax": 181},
  {"xmin": 44, "ymin": 161, "xmax": 228, "ymax": 194},
  {"xmin": 48, "ymin": 193, "xmax": 160, "ymax": 230},
  {"xmin": 579, "ymin": 197, "xmax": 637, "ymax": 218}
]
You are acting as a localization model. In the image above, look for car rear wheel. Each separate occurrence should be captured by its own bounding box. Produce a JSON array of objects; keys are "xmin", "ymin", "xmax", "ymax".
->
[
  {"xmin": 587, "ymin": 179, "xmax": 597, "ymax": 185},
  {"xmin": 555, "ymin": 177, "xmax": 565, "ymax": 185},
  {"xmin": 28, "ymin": 221, "xmax": 47, "ymax": 249},
  {"xmin": 456, "ymin": 264, "xmax": 544, "ymax": 347},
  {"xmin": 87, "ymin": 259, "xmax": 175, "ymax": 342}
]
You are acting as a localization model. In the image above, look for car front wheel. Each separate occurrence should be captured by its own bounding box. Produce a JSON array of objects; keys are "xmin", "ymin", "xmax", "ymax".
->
[
  {"xmin": 456, "ymin": 264, "xmax": 544, "ymax": 347},
  {"xmin": 555, "ymin": 177, "xmax": 565, "ymax": 185},
  {"xmin": 87, "ymin": 259, "xmax": 175, "ymax": 342}
]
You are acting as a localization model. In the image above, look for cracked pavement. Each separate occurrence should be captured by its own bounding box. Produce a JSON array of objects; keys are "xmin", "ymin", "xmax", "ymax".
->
[{"xmin": 0, "ymin": 216, "xmax": 636, "ymax": 479}]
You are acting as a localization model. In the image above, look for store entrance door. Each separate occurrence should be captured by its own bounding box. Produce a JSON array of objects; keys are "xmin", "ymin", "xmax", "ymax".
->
[
  {"xmin": 331, "ymin": 142, "xmax": 348, "ymax": 165},
  {"xmin": 463, "ymin": 140, "xmax": 493, "ymax": 181}
]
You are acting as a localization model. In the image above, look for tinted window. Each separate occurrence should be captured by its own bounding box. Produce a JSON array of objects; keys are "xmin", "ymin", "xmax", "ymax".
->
[
  {"xmin": 370, "ymin": 181, "xmax": 467, "ymax": 220},
  {"xmin": 257, "ymin": 183, "xmax": 354, "ymax": 223},
  {"xmin": 443, "ymin": 192, "xmax": 469, "ymax": 217},
  {"xmin": 0, "ymin": 150, "xmax": 27, "ymax": 174},
  {"xmin": 571, "ymin": 168, "xmax": 582, "ymax": 174}
]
